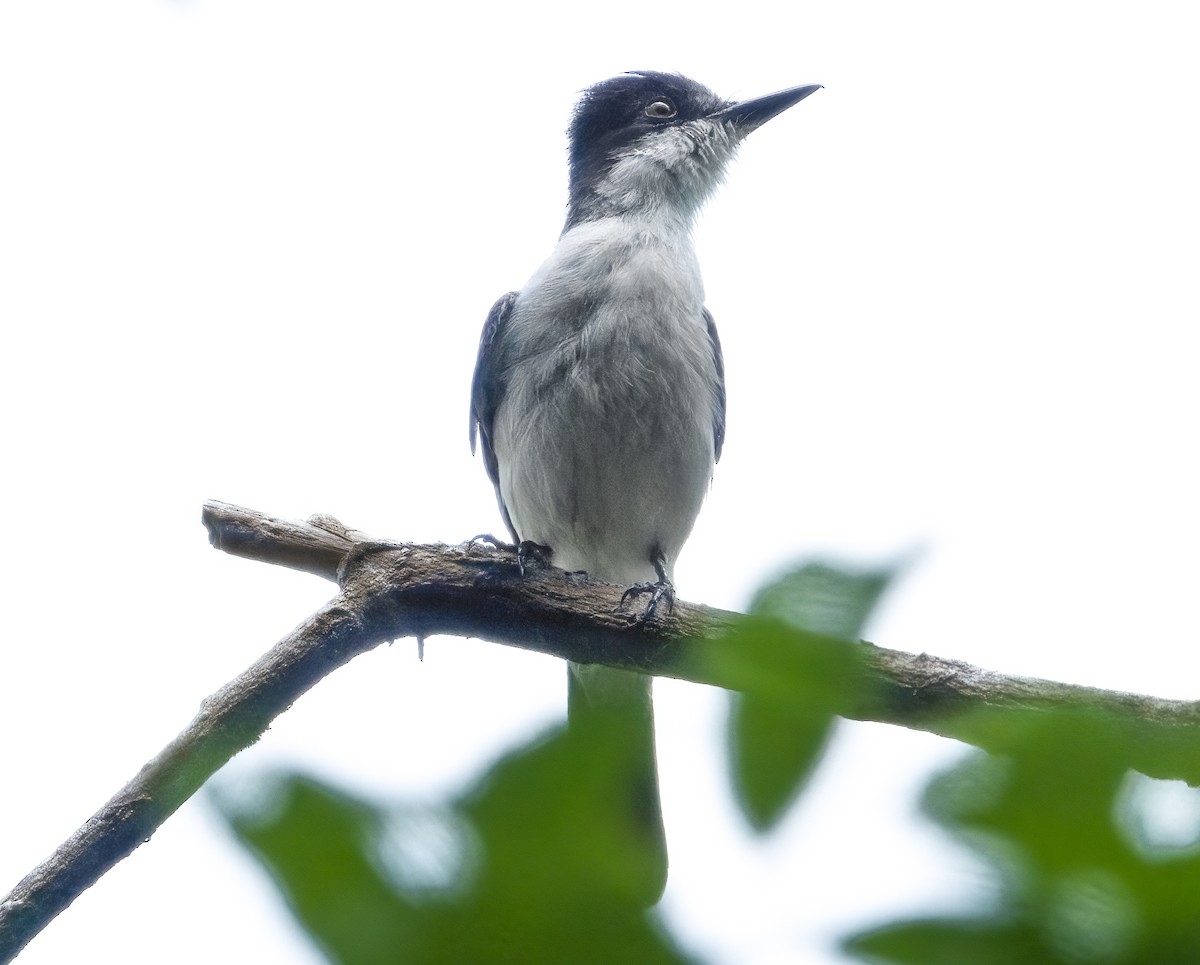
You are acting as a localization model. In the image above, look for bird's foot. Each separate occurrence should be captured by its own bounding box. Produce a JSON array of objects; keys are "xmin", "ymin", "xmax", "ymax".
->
[
  {"xmin": 467, "ymin": 533, "xmax": 516, "ymax": 552},
  {"xmin": 619, "ymin": 576, "xmax": 676, "ymax": 621},
  {"xmin": 516, "ymin": 540, "xmax": 553, "ymax": 577},
  {"xmin": 467, "ymin": 534, "xmax": 552, "ymax": 577}
]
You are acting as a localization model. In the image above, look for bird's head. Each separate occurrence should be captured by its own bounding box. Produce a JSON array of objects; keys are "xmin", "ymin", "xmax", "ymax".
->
[{"xmin": 565, "ymin": 71, "xmax": 820, "ymax": 229}]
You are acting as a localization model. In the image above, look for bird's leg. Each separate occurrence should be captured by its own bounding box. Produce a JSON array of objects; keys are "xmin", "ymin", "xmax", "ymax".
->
[
  {"xmin": 619, "ymin": 552, "xmax": 676, "ymax": 620},
  {"xmin": 467, "ymin": 534, "xmax": 552, "ymax": 577}
]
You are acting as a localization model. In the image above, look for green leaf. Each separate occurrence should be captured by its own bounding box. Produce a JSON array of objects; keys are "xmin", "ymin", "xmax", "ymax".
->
[
  {"xmin": 846, "ymin": 709, "xmax": 1200, "ymax": 963},
  {"xmin": 216, "ymin": 775, "xmax": 437, "ymax": 965},
  {"xmin": 458, "ymin": 715, "xmax": 670, "ymax": 915},
  {"xmin": 728, "ymin": 681, "xmax": 836, "ymax": 831},
  {"xmin": 748, "ymin": 560, "xmax": 893, "ymax": 640},
  {"xmin": 923, "ymin": 711, "xmax": 1132, "ymax": 875},
  {"xmin": 214, "ymin": 727, "xmax": 699, "ymax": 965},
  {"xmin": 717, "ymin": 618, "xmax": 859, "ymax": 831},
  {"xmin": 711, "ymin": 560, "xmax": 894, "ymax": 831},
  {"xmin": 846, "ymin": 920, "xmax": 1053, "ymax": 965},
  {"xmin": 451, "ymin": 721, "xmax": 693, "ymax": 963}
]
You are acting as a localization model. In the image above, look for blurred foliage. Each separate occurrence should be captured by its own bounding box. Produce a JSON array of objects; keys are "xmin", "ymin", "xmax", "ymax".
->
[
  {"xmin": 213, "ymin": 561, "xmax": 1200, "ymax": 964},
  {"xmin": 217, "ymin": 717, "xmax": 694, "ymax": 965},
  {"xmin": 748, "ymin": 561, "xmax": 892, "ymax": 640},
  {"xmin": 845, "ymin": 709, "xmax": 1200, "ymax": 964},
  {"xmin": 711, "ymin": 562, "xmax": 893, "ymax": 830}
]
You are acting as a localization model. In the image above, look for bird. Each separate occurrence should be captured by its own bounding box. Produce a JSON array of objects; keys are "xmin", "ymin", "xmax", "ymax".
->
[{"xmin": 470, "ymin": 71, "xmax": 820, "ymax": 901}]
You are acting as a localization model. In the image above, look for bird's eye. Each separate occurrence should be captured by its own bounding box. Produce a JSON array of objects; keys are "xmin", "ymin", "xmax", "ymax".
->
[{"xmin": 644, "ymin": 99, "xmax": 677, "ymax": 119}]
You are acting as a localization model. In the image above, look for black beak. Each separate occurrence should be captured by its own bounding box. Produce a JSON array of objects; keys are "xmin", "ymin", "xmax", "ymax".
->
[{"xmin": 711, "ymin": 83, "xmax": 823, "ymax": 134}]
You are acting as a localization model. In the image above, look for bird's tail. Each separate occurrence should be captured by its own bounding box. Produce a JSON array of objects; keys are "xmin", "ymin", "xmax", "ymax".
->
[{"xmin": 567, "ymin": 661, "xmax": 668, "ymax": 905}]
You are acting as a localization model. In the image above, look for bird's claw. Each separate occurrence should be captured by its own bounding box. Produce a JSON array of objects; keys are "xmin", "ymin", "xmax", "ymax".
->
[
  {"xmin": 516, "ymin": 540, "xmax": 553, "ymax": 577},
  {"xmin": 467, "ymin": 534, "xmax": 552, "ymax": 577},
  {"xmin": 467, "ymin": 533, "xmax": 515, "ymax": 553},
  {"xmin": 619, "ymin": 577, "xmax": 676, "ymax": 621}
]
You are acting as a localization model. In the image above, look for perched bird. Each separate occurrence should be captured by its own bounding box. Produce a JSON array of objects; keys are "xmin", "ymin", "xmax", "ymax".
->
[{"xmin": 470, "ymin": 71, "xmax": 820, "ymax": 899}]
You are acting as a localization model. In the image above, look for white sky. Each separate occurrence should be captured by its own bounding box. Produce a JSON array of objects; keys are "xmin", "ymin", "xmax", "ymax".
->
[{"xmin": 2, "ymin": 1, "xmax": 1197, "ymax": 963}]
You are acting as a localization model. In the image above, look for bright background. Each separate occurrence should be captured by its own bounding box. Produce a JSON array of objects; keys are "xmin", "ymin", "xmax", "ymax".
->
[{"xmin": 2, "ymin": 1, "xmax": 1197, "ymax": 962}]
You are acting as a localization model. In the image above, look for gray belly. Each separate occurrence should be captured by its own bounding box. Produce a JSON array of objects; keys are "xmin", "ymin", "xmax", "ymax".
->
[{"xmin": 494, "ymin": 306, "xmax": 718, "ymax": 585}]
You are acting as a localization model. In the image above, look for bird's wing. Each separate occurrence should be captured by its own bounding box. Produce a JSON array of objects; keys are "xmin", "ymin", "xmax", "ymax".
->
[
  {"xmin": 470, "ymin": 291, "xmax": 520, "ymax": 540},
  {"xmin": 704, "ymin": 307, "xmax": 727, "ymax": 462}
]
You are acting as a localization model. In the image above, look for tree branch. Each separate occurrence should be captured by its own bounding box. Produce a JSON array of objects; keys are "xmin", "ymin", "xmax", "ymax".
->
[{"xmin": 2, "ymin": 499, "xmax": 1198, "ymax": 961}]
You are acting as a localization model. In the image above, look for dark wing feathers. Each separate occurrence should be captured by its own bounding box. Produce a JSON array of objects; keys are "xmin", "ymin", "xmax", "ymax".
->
[
  {"xmin": 470, "ymin": 291, "xmax": 520, "ymax": 541},
  {"xmin": 703, "ymin": 307, "xmax": 726, "ymax": 462}
]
